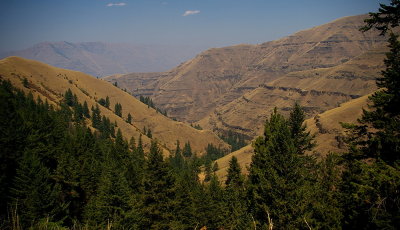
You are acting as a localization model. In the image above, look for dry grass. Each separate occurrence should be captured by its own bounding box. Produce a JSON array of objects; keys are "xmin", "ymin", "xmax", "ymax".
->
[{"xmin": 0, "ymin": 56, "xmax": 228, "ymax": 156}]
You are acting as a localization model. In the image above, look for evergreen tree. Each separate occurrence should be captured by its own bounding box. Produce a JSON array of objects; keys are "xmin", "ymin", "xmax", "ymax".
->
[
  {"xmin": 183, "ymin": 141, "xmax": 192, "ymax": 157},
  {"xmin": 170, "ymin": 140, "xmax": 185, "ymax": 171},
  {"xmin": 204, "ymin": 160, "xmax": 212, "ymax": 182},
  {"xmin": 105, "ymin": 96, "xmax": 110, "ymax": 108},
  {"xmin": 141, "ymin": 140, "xmax": 176, "ymax": 229},
  {"xmin": 288, "ymin": 102, "xmax": 315, "ymax": 155},
  {"xmin": 137, "ymin": 134, "xmax": 144, "ymax": 158},
  {"xmin": 84, "ymin": 160, "xmax": 132, "ymax": 228},
  {"xmin": 340, "ymin": 3, "xmax": 400, "ymax": 228},
  {"xmin": 248, "ymin": 108, "xmax": 314, "ymax": 228},
  {"xmin": 11, "ymin": 151, "xmax": 67, "ymax": 226},
  {"xmin": 223, "ymin": 156, "xmax": 251, "ymax": 229},
  {"xmin": 83, "ymin": 101, "xmax": 90, "ymax": 118},
  {"xmin": 64, "ymin": 89, "xmax": 74, "ymax": 106},
  {"xmin": 225, "ymin": 156, "xmax": 244, "ymax": 188},
  {"xmin": 91, "ymin": 105, "xmax": 101, "ymax": 129},
  {"xmin": 114, "ymin": 102, "xmax": 122, "ymax": 117},
  {"xmin": 127, "ymin": 112, "xmax": 132, "ymax": 124}
]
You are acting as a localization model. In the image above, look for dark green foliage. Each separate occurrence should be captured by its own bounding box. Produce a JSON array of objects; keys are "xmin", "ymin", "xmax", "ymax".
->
[
  {"xmin": 82, "ymin": 101, "xmax": 90, "ymax": 118},
  {"xmin": 191, "ymin": 123, "xmax": 203, "ymax": 130},
  {"xmin": 289, "ymin": 102, "xmax": 316, "ymax": 155},
  {"xmin": 139, "ymin": 95, "xmax": 155, "ymax": 108},
  {"xmin": 341, "ymin": 159, "xmax": 400, "ymax": 229},
  {"xmin": 114, "ymin": 102, "xmax": 122, "ymax": 117},
  {"xmin": 98, "ymin": 96, "xmax": 110, "ymax": 108},
  {"xmin": 97, "ymin": 98, "xmax": 106, "ymax": 107},
  {"xmin": 183, "ymin": 141, "xmax": 192, "ymax": 157},
  {"xmin": 340, "ymin": 3, "xmax": 400, "ymax": 228},
  {"xmin": 204, "ymin": 143, "xmax": 226, "ymax": 161},
  {"xmin": 141, "ymin": 140, "xmax": 176, "ymax": 229},
  {"xmin": 64, "ymin": 89, "xmax": 74, "ymax": 106},
  {"xmin": 127, "ymin": 112, "xmax": 132, "ymax": 124},
  {"xmin": 223, "ymin": 156, "xmax": 251, "ymax": 229},
  {"xmin": 361, "ymin": 0, "xmax": 400, "ymax": 35},
  {"xmin": 219, "ymin": 130, "xmax": 247, "ymax": 152},
  {"xmin": 11, "ymin": 151, "xmax": 67, "ymax": 226},
  {"xmin": 248, "ymin": 108, "xmax": 318, "ymax": 228},
  {"xmin": 91, "ymin": 104, "xmax": 101, "ymax": 129},
  {"xmin": 105, "ymin": 96, "xmax": 110, "ymax": 108},
  {"xmin": 225, "ymin": 156, "xmax": 244, "ymax": 188},
  {"xmin": 139, "ymin": 95, "xmax": 167, "ymax": 115}
]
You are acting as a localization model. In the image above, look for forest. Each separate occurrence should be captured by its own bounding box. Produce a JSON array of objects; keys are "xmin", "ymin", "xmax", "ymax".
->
[{"xmin": 1, "ymin": 2, "xmax": 400, "ymax": 229}]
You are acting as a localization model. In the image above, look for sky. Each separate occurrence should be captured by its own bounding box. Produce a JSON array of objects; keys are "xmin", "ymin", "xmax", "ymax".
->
[{"xmin": 0, "ymin": 0, "xmax": 391, "ymax": 52}]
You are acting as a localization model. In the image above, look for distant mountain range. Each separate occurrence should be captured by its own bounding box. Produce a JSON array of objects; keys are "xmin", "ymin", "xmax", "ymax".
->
[{"xmin": 0, "ymin": 42, "xmax": 205, "ymax": 77}]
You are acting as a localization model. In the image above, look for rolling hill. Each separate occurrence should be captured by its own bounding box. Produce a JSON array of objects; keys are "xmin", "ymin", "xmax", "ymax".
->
[{"xmin": 0, "ymin": 56, "xmax": 228, "ymax": 155}]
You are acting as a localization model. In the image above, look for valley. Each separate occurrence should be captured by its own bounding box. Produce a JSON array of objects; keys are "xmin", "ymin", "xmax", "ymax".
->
[{"xmin": 106, "ymin": 14, "xmax": 387, "ymax": 141}]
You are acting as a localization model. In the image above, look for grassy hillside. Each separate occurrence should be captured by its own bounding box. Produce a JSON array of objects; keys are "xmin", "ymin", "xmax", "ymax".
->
[
  {"xmin": 0, "ymin": 56, "xmax": 228, "ymax": 155},
  {"xmin": 214, "ymin": 94, "xmax": 371, "ymax": 181}
]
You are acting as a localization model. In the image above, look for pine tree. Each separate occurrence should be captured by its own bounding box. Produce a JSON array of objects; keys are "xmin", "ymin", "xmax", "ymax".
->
[
  {"xmin": 183, "ymin": 141, "xmax": 192, "ymax": 157},
  {"xmin": 223, "ymin": 156, "xmax": 251, "ymax": 229},
  {"xmin": 105, "ymin": 96, "xmax": 110, "ymax": 108},
  {"xmin": 141, "ymin": 140, "xmax": 176, "ymax": 229},
  {"xmin": 64, "ymin": 89, "xmax": 74, "ymax": 106},
  {"xmin": 127, "ymin": 113, "xmax": 132, "ymax": 124},
  {"xmin": 248, "ymin": 108, "xmax": 313, "ymax": 228},
  {"xmin": 225, "ymin": 156, "xmax": 244, "ymax": 188},
  {"xmin": 288, "ymin": 102, "xmax": 315, "ymax": 155},
  {"xmin": 11, "ymin": 151, "xmax": 67, "ymax": 227},
  {"xmin": 91, "ymin": 105, "xmax": 101, "ymax": 129},
  {"xmin": 340, "ymin": 2, "xmax": 400, "ymax": 228},
  {"xmin": 83, "ymin": 101, "xmax": 90, "ymax": 118},
  {"xmin": 114, "ymin": 102, "xmax": 122, "ymax": 117}
]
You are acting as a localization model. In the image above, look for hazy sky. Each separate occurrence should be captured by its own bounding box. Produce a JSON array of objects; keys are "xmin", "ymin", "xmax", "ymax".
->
[{"xmin": 0, "ymin": 0, "xmax": 390, "ymax": 52}]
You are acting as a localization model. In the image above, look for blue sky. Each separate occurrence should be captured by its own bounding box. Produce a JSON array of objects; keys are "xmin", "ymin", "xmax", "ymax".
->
[{"xmin": 0, "ymin": 0, "xmax": 390, "ymax": 52}]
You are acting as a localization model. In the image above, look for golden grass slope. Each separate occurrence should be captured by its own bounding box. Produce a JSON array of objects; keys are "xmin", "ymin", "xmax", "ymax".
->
[
  {"xmin": 107, "ymin": 15, "xmax": 385, "ymax": 129},
  {"xmin": 214, "ymin": 94, "xmax": 371, "ymax": 181},
  {"xmin": 198, "ymin": 44, "xmax": 385, "ymax": 139},
  {"xmin": 0, "ymin": 56, "xmax": 228, "ymax": 155}
]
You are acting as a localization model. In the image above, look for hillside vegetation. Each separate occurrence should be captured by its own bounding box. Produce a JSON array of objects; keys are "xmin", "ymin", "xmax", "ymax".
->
[{"xmin": 0, "ymin": 56, "xmax": 228, "ymax": 155}]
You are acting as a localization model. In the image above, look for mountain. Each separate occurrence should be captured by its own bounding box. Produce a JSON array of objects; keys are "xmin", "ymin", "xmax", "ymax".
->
[
  {"xmin": 0, "ymin": 56, "xmax": 228, "ymax": 155},
  {"xmin": 214, "ymin": 93, "xmax": 371, "ymax": 181},
  {"xmin": 198, "ymin": 45, "xmax": 386, "ymax": 138},
  {"xmin": 106, "ymin": 14, "xmax": 387, "ymax": 140},
  {"xmin": 0, "ymin": 42, "xmax": 204, "ymax": 77}
]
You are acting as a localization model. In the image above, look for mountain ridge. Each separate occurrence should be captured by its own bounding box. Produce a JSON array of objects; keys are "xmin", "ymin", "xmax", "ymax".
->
[
  {"xmin": 0, "ymin": 56, "xmax": 228, "ymax": 155},
  {"xmin": 107, "ymin": 14, "xmax": 387, "ymax": 139},
  {"xmin": 1, "ymin": 42, "xmax": 205, "ymax": 77}
]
